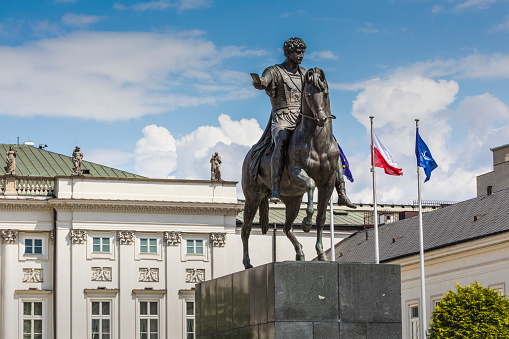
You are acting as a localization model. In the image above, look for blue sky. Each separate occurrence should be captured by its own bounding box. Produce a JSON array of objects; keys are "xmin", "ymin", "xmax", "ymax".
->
[{"xmin": 2, "ymin": 0, "xmax": 509, "ymax": 203}]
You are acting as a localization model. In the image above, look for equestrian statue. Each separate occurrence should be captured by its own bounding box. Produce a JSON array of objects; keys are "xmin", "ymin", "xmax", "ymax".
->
[{"xmin": 241, "ymin": 37, "xmax": 355, "ymax": 269}]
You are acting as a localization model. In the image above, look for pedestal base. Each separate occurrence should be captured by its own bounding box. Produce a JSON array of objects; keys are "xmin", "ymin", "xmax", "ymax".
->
[{"xmin": 195, "ymin": 262, "xmax": 402, "ymax": 339}]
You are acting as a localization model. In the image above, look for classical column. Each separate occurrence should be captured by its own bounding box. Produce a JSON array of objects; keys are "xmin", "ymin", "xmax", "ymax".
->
[
  {"xmin": 2, "ymin": 229, "xmax": 18, "ymax": 339},
  {"xmin": 117, "ymin": 231, "xmax": 136, "ymax": 339},
  {"xmin": 54, "ymin": 213, "xmax": 72, "ymax": 339},
  {"xmin": 210, "ymin": 233, "xmax": 227, "ymax": 279},
  {"xmin": 69, "ymin": 229, "xmax": 88, "ymax": 338}
]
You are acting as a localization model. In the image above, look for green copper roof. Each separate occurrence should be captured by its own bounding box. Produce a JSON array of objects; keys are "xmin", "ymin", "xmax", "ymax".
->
[{"xmin": 0, "ymin": 144, "xmax": 144, "ymax": 178}]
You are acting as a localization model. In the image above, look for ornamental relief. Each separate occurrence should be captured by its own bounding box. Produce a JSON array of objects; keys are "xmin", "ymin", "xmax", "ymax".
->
[
  {"xmin": 1, "ymin": 229, "xmax": 18, "ymax": 244},
  {"xmin": 164, "ymin": 231, "xmax": 181, "ymax": 246},
  {"xmin": 210, "ymin": 233, "xmax": 227, "ymax": 247},
  {"xmin": 91, "ymin": 267, "xmax": 112, "ymax": 281},
  {"xmin": 70, "ymin": 229, "xmax": 87, "ymax": 244},
  {"xmin": 23, "ymin": 268, "xmax": 43, "ymax": 283},
  {"xmin": 185, "ymin": 269, "xmax": 205, "ymax": 283},
  {"xmin": 139, "ymin": 268, "xmax": 159, "ymax": 282},
  {"xmin": 117, "ymin": 231, "xmax": 135, "ymax": 245}
]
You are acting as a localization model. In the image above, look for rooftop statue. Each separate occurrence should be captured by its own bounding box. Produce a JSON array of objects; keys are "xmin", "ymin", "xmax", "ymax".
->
[
  {"xmin": 72, "ymin": 146, "xmax": 83, "ymax": 175},
  {"xmin": 5, "ymin": 146, "xmax": 16, "ymax": 175},
  {"xmin": 210, "ymin": 152, "xmax": 222, "ymax": 181},
  {"xmin": 241, "ymin": 38, "xmax": 355, "ymax": 269}
]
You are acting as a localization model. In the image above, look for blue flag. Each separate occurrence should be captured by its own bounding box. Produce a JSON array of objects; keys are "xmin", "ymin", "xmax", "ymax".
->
[
  {"xmin": 416, "ymin": 128, "xmax": 438, "ymax": 182},
  {"xmin": 334, "ymin": 136, "xmax": 354, "ymax": 183}
]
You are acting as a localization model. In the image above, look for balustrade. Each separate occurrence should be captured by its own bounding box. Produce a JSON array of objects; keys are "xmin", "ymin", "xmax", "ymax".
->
[{"xmin": 0, "ymin": 175, "xmax": 55, "ymax": 196}]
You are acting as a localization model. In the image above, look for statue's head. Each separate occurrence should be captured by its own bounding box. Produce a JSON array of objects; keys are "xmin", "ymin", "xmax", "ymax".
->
[
  {"xmin": 214, "ymin": 152, "xmax": 218, "ymax": 156},
  {"xmin": 283, "ymin": 37, "xmax": 306, "ymax": 57},
  {"xmin": 75, "ymin": 146, "xmax": 80, "ymax": 151},
  {"xmin": 9, "ymin": 146, "xmax": 13, "ymax": 150}
]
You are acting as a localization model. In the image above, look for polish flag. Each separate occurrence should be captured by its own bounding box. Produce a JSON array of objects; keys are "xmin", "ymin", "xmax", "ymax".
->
[{"xmin": 372, "ymin": 131, "xmax": 403, "ymax": 176}]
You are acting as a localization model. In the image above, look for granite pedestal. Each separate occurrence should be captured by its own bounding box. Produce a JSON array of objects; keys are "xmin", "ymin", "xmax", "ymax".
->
[{"xmin": 195, "ymin": 262, "xmax": 401, "ymax": 339}]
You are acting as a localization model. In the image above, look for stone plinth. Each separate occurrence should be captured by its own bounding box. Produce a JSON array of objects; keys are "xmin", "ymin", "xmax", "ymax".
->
[{"xmin": 195, "ymin": 262, "xmax": 402, "ymax": 339}]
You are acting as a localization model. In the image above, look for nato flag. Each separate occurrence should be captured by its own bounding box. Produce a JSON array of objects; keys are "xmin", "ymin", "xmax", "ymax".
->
[{"xmin": 416, "ymin": 128, "xmax": 438, "ymax": 182}]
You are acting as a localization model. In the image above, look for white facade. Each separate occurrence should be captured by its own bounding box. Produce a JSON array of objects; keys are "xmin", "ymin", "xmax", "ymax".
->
[
  {"xmin": 390, "ymin": 232, "xmax": 509, "ymax": 338},
  {"xmin": 0, "ymin": 176, "xmax": 344, "ymax": 339}
]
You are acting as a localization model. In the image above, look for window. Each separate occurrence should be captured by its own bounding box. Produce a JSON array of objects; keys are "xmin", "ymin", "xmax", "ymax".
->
[
  {"xmin": 25, "ymin": 239, "xmax": 43, "ymax": 255},
  {"xmin": 23, "ymin": 301, "xmax": 43, "ymax": 339},
  {"xmin": 140, "ymin": 239, "xmax": 157, "ymax": 254},
  {"xmin": 92, "ymin": 238, "xmax": 110, "ymax": 253},
  {"xmin": 186, "ymin": 240, "xmax": 203, "ymax": 255},
  {"xmin": 185, "ymin": 301, "xmax": 195, "ymax": 339},
  {"xmin": 91, "ymin": 301, "xmax": 111, "ymax": 339},
  {"xmin": 410, "ymin": 305, "xmax": 419, "ymax": 339},
  {"xmin": 139, "ymin": 301, "xmax": 159, "ymax": 339}
]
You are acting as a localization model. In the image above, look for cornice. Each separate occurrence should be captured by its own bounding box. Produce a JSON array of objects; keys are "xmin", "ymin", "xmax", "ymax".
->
[
  {"xmin": 50, "ymin": 200, "xmax": 243, "ymax": 215},
  {"xmin": 0, "ymin": 201, "xmax": 52, "ymax": 211}
]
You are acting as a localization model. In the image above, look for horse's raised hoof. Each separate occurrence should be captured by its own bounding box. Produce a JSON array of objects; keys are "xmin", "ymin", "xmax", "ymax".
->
[
  {"xmin": 301, "ymin": 217, "xmax": 312, "ymax": 232},
  {"xmin": 269, "ymin": 196, "xmax": 280, "ymax": 203},
  {"xmin": 243, "ymin": 260, "xmax": 253, "ymax": 270},
  {"xmin": 317, "ymin": 252, "xmax": 326, "ymax": 261}
]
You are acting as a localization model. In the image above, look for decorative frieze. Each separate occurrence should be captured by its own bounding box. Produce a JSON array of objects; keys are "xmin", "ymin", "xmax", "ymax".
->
[
  {"xmin": 70, "ymin": 229, "xmax": 88, "ymax": 244},
  {"xmin": 1, "ymin": 229, "xmax": 18, "ymax": 244},
  {"xmin": 23, "ymin": 268, "xmax": 43, "ymax": 283},
  {"xmin": 164, "ymin": 231, "xmax": 181, "ymax": 246},
  {"xmin": 185, "ymin": 269, "xmax": 205, "ymax": 283},
  {"xmin": 139, "ymin": 268, "xmax": 159, "ymax": 282},
  {"xmin": 91, "ymin": 267, "xmax": 112, "ymax": 281},
  {"xmin": 210, "ymin": 233, "xmax": 227, "ymax": 247},
  {"xmin": 117, "ymin": 231, "xmax": 135, "ymax": 245}
]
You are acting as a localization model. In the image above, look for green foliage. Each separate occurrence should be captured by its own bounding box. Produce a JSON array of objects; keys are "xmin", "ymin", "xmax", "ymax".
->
[{"xmin": 429, "ymin": 281, "xmax": 509, "ymax": 338}]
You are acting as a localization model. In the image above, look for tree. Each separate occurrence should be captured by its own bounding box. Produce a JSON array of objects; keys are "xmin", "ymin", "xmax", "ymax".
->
[{"xmin": 429, "ymin": 281, "xmax": 509, "ymax": 338}]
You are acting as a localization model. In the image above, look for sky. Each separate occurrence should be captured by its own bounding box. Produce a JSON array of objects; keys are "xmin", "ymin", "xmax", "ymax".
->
[{"xmin": 2, "ymin": 0, "xmax": 509, "ymax": 204}]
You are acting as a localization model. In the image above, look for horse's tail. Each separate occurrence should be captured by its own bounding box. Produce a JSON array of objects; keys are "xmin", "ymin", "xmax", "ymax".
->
[{"xmin": 259, "ymin": 194, "xmax": 269, "ymax": 235}]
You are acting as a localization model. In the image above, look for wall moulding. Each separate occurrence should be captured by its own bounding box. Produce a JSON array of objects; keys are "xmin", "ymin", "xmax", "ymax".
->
[
  {"xmin": 23, "ymin": 268, "xmax": 43, "ymax": 283},
  {"xmin": 1, "ymin": 229, "xmax": 18, "ymax": 244},
  {"xmin": 164, "ymin": 231, "xmax": 182, "ymax": 246},
  {"xmin": 69, "ymin": 229, "xmax": 88, "ymax": 244},
  {"xmin": 117, "ymin": 231, "xmax": 135, "ymax": 245},
  {"xmin": 91, "ymin": 267, "xmax": 112, "ymax": 281}
]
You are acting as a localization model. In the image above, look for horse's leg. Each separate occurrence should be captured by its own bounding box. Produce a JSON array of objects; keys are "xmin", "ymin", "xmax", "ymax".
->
[
  {"xmin": 288, "ymin": 166, "xmax": 315, "ymax": 232},
  {"xmin": 241, "ymin": 193, "xmax": 264, "ymax": 269},
  {"xmin": 315, "ymin": 183, "xmax": 334, "ymax": 261},
  {"xmin": 280, "ymin": 195, "xmax": 305, "ymax": 261}
]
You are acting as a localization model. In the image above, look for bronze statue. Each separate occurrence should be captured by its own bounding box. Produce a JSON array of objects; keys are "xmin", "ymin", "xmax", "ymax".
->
[
  {"xmin": 210, "ymin": 152, "xmax": 222, "ymax": 181},
  {"xmin": 5, "ymin": 146, "xmax": 16, "ymax": 175},
  {"xmin": 242, "ymin": 67, "xmax": 345, "ymax": 269},
  {"xmin": 251, "ymin": 37, "xmax": 354, "ymax": 207},
  {"xmin": 72, "ymin": 146, "xmax": 83, "ymax": 175}
]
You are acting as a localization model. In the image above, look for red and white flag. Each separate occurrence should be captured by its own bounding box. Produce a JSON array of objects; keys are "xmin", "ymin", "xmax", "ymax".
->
[{"xmin": 372, "ymin": 131, "xmax": 403, "ymax": 176}]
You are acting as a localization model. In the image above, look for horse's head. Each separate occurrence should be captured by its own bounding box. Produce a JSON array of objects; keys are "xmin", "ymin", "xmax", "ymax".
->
[{"xmin": 303, "ymin": 67, "xmax": 330, "ymax": 127}]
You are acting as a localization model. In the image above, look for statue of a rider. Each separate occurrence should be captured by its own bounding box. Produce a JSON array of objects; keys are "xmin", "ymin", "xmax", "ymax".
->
[{"xmin": 252, "ymin": 37, "xmax": 355, "ymax": 207}]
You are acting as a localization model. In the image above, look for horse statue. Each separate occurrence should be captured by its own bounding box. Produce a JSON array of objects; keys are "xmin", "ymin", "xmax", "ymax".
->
[{"xmin": 241, "ymin": 67, "xmax": 339, "ymax": 269}]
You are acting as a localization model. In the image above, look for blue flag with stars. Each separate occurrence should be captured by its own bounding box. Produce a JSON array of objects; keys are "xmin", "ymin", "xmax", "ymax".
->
[
  {"xmin": 334, "ymin": 136, "xmax": 354, "ymax": 183},
  {"xmin": 416, "ymin": 128, "xmax": 438, "ymax": 182}
]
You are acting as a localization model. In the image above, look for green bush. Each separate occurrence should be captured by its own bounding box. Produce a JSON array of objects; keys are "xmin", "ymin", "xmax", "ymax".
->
[{"xmin": 429, "ymin": 281, "xmax": 509, "ymax": 338}]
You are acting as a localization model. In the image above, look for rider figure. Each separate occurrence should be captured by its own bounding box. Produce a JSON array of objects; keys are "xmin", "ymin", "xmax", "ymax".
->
[{"xmin": 253, "ymin": 37, "xmax": 355, "ymax": 207}]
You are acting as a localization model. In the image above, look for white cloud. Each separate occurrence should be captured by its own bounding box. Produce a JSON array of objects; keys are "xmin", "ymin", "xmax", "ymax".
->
[
  {"xmin": 490, "ymin": 17, "xmax": 509, "ymax": 32},
  {"xmin": 61, "ymin": 13, "xmax": 103, "ymax": 27},
  {"xmin": 308, "ymin": 50, "xmax": 339, "ymax": 60},
  {"xmin": 31, "ymin": 20, "xmax": 61, "ymax": 37},
  {"xmin": 453, "ymin": 0, "xmax": 497, "ymax": 11},
  {"xmin": 0, "ymin": 31, "xmax": 262, "ymax": 121},
  {"xmin": 357, "ymin": 23, "xmax": 381, "ymax": 34},
  {"xmin": 336, "ymin": 55, "xmax": 509, "ymax": 204},
  {"xmin": 132, "ymin": 0, "xmax": 211, "ymax": 11},
  {"xmin": 432, "ymin": 5, "xmax": 443, "ymax": 13},
  {"xmin": 113, "ymin": 3, "xmax": 128, "ymax": 10},
  {"xmin": 132, "ymin": 114, "xmax": 263, "ymax": 186},
  {"xmin": 134, "ymin": 125, "xmax": 178, "ymax": 178}
]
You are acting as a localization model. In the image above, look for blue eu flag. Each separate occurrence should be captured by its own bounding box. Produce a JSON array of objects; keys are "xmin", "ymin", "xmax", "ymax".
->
[
  {"xmin": 334, "ymin": 136, "xmax": 354, "ymax": 183},
  {"xmin": 416, "ymin": 128, "xmax": 438, "ymax": 182}
]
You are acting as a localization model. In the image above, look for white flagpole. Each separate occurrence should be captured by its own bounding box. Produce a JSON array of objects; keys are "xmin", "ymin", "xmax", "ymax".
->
[
  {"xmin": 330, "ymin": 198, "xmax": 335, "ymax": 260},
  {"xmin": 416, "ymin": 119, "xmax": 427, "ymax": 338},
  {"xmin": 370, "ymin": 116, "xmax": 380, "ymax": 264}
]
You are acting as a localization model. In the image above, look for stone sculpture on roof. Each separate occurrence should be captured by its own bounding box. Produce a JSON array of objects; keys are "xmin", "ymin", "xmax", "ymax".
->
[
  {"xmin": 210, "ymin": 152, "xmax": 222, "ymax": 181},
  {"xmin": 72, "ymin": 146, "xmax": 83, "ymax": 175},
  {"xmin": 5, "ymin": 146, "xmax": 16, "ymax": 175}
]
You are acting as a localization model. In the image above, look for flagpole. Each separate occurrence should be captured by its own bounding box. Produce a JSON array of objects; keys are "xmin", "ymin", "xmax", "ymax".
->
[
  {"xmin": 370, "ymin": 116, "xmax": 379, "ymax": 264},
  {"xmin": 416, "ymin": 119, "xmax": 427, "ymax": 338},
  {"xmin": 330, "ymin": 198, "xmax": 335, "ymax": 261}
]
